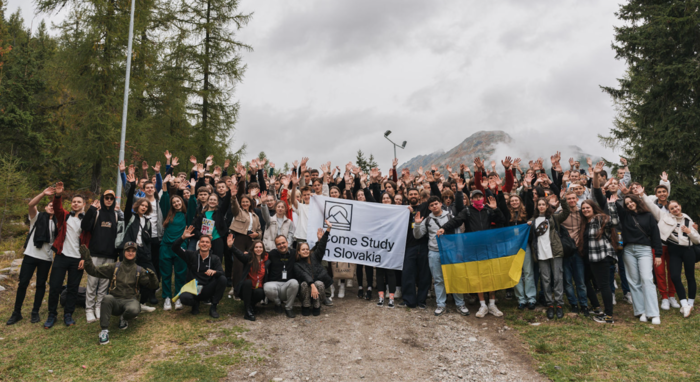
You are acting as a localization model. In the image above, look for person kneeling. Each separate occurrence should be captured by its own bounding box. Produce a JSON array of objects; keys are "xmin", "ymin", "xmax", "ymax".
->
[
  {"xmin": 264, "ymin": 235, "xmax": 299, "ymax": 318},
  {"xmin": 172, "ymin": 227, "xmax": 227, "ymax": 318},
  {"xmin": 226, "ymin": 235, "xmax": 268, "ymax": 321},
  {"xmin": 296, "ymin": 224, "xmax": 333, "ymax": 316},
  {"xmin": 80, "ymin": 242, "xmax": 157, "ymax": 345}
]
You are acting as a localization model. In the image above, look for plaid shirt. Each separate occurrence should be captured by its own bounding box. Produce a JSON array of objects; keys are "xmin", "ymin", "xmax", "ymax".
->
[{"xmin": 585, "ymin": 202, "xmax": 620, "ymax": 262}]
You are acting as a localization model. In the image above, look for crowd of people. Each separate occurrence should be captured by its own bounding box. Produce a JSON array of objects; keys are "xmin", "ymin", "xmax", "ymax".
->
[{"xmin": 6, "ymin": 151, "xmax": 700, "ymax": 345}]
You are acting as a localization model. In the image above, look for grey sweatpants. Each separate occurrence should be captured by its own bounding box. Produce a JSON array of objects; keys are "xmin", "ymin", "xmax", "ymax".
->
[
  {"xmin": 538, "ymin": 257, "xmax": 564, "ymax": 306},
  {"xmin": 86, "ymin": 257, "xmax": 116, "ymax": 314},
  {"xmin": 100, "ymin": 295, "xmax": 140, "ymax": 330},
  {"xmin": 264, "ymin": 280, "xmax": 299, "ymax": 311}
]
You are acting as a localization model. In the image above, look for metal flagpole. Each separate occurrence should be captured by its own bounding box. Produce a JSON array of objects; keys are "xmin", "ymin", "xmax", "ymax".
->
[{"xmin": 116, "ymin": 0, "xmax": 136, "ymax": 202}]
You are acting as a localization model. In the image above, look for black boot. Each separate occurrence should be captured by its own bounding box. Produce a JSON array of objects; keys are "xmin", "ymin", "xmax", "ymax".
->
[
  {"xmin": 30, "ymin": 311, "xmax": 40, "ymax": 324},
  {"xmin": 312, "ymin": 307, "xmax": 321, "ymax": 316},
  {"xmin": 209, "ymin": 304, "xmax": 219, "ymax": 319},
  {"xmin": 556, "ymin": 306, "xmax": 564, "ymax": 319},
  {"xmin": 546, "ymin": 306, "xmax": 555, "ymax": 319},
  {"xmin": 191, "ymin": 302, "xmax": 200, "ymax": 315},
  {"xmin": 301, "ymin": 307, "xmax": 311, "ymax": 316},
  {"xmin": 244, "ymin": 305, "xmax": 256, "ymax": 321},
  {"xmin": 285, "ymin": 309, "xmax": 296, "ymax": 318},
  {"xmin": 6, "ymin": 311, "xmax": 22, "ymax": 325}
]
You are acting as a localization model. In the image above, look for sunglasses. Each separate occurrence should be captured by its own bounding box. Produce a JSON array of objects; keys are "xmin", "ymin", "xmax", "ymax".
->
[{"xmin": 104, "ymin": 196, "xmax": 115, "ymax": 201}]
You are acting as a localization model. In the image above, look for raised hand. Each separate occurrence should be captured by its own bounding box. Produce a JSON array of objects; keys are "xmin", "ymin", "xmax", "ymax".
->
[
  {"xmin": 562, "ymin": 170, "xmax": 570, "ymax": 182},
  {"xmin": 490, "ymin": 160, "xmax": 497, "ymax": 171},
  {"xmin": 523, "ymin": 173, "xmax": 534, "ymax": 186},
  {"xmin": 501, "ymin": 156, "xmax": 512, "ymax": 169},
  {"xmin": 456, "ymin": 177, "xmax": 465, "ymax": 191},
  {"xmin": 425, "ymin": 171, "xmax": 435, "ymax": 183},
  {"xmin": 140, "ymin": 161, "xmax": 148, "ymax": 171},
  {"xmin": 197, "ymin": 163, "xmax": 204, "ymax": 174},
  {"xmin": 320, "ymin": 163, "xmax": 329, "ymax": 174},
  {"xmin": 417, "ymin": 166, "xmax": 424, "ymax": 176},
  {"xmin": 548, "ymin": 194, "xmax": 559, "ymax": 207},
  {"xmin": 281, "ymin": 175, "xmax": 290, "ymax": 188},
  {"xmin": 480, "ymin": 178, "xmax": 489, "ymax": 189},
  {"xmin": 182, "ymin": 225, "xmax": 196, "ymax": 240},
  {"xmin": 620, "ymin": 157, "xmax": 628, "ymax": 166},
  {"xmin": 392, "ymin": 158, "xmax": 398, "ymax": 168},
  {"xmin": 446, "ymin": 165, "xmax": 453, "ymax": 174},
  {"xmin": 568, "ymin": 157, "xmax": 575, "ymax": 168},
  {"xmin": 594, "ymin": 161, "xmax": 604, "ymax": 173},
  {"xmin": 152, "ymin": 161, "xmax": 161, "ymax": 173},
  {"xmin": 172, "ymin": 157, "xmax": 179, "ymax": 167},
  {"xmin": 126, "ymin": 173, "xmax": 136, "ymax": 183},
  {"xmin": 224, "ymin": 159, "xmax": 231, "ymax": 169},
  {"xmin": 226, "ymin": 233, "xmax": 234, "ymax": 248},
  {"xmin": 128, "ymin": 164, "xmax": 135, "ymax": 175},
  {"xmin": 361, "ymin": 172, "xmax": 368, "ymax": 184},
  {"xmin": 351, "ymin": 166, "xmax": 360, "ymax": 175},
  {"xmin": 370, "ymin": 167, "xmax": 380, "ymax": 181},
  {"xmin": 119, "ymin": 160, "xmax": 126, "ymax": 172},
  {"xmin": 487, "ymin": 196, "xmax": 497, "ymax": 209},
  {"xmin": 164, "ymin": 150, "xmax": 172, "ymax": 160},
  {"xmin": 213, "ymin": 166, "xmax": 222, "ymax": 176},
  {"xmin": 91, "ymin": 199, "xmax": 101, "ymax": 210},
  {"xmin": 206, "ymin": 155, "xmax": 214, "ymax": 166},
  {"xmin": 43, "ymin": 186, "xmax": 56, "ymax": 196},
  {"xmin": 414, "ymin": 211, "xmax": 423, "ymax": 224},
  {"xmin": 586, "ymin": 157, "xmax": 593, "ymax": 167},
  {"xmin": 618, "ymin": 181, "xmax": 629, "ymax": 195},
  {"xmin": 269, "ymin": 162, "xmax": 275, "ymax": 169},
  {"xmin": 259, "ymin": 158, "xmax": 267, "ymax": 167},
  {"xmin": 292, "ymin": 160, "xmax": 300, "ymax": 169},
  {"xmin": 260, "ymin": 190, "xmax": 268, "ymax": 201},
  {"xmin": 607, "ymin": 193, "xmax": 618, "ymax": 203},
  {"xmin": 660, "ymin": 171, "xmax": 668, "ymax": 182},
  {"xmin": 190, "ymin": 155, "xmax": 197, "ymax": 165}
]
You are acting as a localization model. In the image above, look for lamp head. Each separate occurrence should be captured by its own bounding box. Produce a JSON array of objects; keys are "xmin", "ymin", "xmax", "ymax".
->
[
  {"xmin": 402, "ymin": 141, "xmax": 407, "ymax": 148},
  {"xmin": 384, "ymin": 130, "xmax": 391, "ymax": 137}
]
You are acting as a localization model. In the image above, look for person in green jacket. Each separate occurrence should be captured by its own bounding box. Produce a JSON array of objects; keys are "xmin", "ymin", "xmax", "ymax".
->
[
  {"xmin": 80, "ymin": 242, "xmax": 158, "ymax": 345},
  {"xmin": 159, "ymin": 179, "xmax": 197, "ymax": 311}
]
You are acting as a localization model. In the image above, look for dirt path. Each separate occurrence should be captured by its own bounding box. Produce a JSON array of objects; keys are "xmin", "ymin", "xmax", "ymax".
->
[{"xmin": 227, "ymin": 288, "xmax": 546, "ymax": 382}]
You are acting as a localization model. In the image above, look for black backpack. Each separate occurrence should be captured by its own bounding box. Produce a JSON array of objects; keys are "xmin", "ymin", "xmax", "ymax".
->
[{"xmin": 555, "ymin": 219, "xmax": 577, "ymax": 258}]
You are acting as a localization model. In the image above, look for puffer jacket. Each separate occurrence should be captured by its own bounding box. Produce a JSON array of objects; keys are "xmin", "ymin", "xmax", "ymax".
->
[
  {"xmin": 294, "ymin": 231, "xmax": 332, "ymax": 288},
  {"xmin": 528, "ymin": 199, "xmax": 570, "ymax": 260}
]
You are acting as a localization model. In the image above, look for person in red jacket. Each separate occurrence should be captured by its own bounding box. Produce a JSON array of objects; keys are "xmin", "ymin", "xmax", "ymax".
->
[{"xmin": 44, "ymin": 181, "xmax": 90, "ymax": 329}]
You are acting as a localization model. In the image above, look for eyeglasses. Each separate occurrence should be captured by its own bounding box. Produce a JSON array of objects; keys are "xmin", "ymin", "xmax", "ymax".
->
[{"xmin": 104, "ymin": 196, "xmax": 115, "ymax": 201}]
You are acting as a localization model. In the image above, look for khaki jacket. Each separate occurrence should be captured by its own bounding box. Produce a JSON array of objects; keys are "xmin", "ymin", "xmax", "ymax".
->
[{"xmin": 230, "ymin": 195, "xmax": 262, "ymax": 238}]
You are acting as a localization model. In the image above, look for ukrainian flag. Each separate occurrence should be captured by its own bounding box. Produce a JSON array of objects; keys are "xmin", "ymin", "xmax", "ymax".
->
[
  {"xmin": 172, "ymin": 279, "xmax": 202, "ymax": 302},
  {"xmin": 437, "ymin": 224, "xmax": 530, "ymax": 294}
]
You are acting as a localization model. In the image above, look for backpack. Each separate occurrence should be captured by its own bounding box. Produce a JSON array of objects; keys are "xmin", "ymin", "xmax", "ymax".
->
[
  {"xmin": 110, "ymin": 262, "xmax": 143, "ymax": 295},
  {"xmin": 555, "ymin": 219, "xmax": 577, "ymax": 258},
  {"xmin": 424, "ymin": 209, "xmax": 454, "ymax": 233}
]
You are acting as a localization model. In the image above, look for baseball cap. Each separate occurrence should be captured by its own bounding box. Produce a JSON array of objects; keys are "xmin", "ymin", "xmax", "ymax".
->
[
  {"xmin": 471, "ymin": 189, "xmax": 484, "ymax": 198},
  {"xmin": 123, "ymin": 241, "xmax": 137, "ymax": 250}
]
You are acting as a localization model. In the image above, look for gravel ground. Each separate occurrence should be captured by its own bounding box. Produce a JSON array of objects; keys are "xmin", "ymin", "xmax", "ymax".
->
[{"xmin": 227, "ymin": 287, "xmax": 546, "ymax": 382}]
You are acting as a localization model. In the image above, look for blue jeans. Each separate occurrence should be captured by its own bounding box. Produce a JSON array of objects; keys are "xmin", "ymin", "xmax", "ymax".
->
[
  {"xmin": 623, "ymin": 244, "xmax": 659, "ymax": 317},
  {"xmin": 610, "ymin": 252, "xmax": 630, "ymax": 295},
  {"xmin": 514, "ymin": 245, "xmax": 537, "ymax": 304},
  {"xmin": 428, "ymin": 250, "xmax": 464, "ymax": 308},
  {"xmin": 563, "ymin": 254, "xmax": 588, "ymax": 307}
]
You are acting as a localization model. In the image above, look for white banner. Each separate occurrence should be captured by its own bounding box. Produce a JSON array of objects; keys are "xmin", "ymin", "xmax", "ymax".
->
[{"xmin": 306, "ymin": 195, "xmax": 409, "ymax": 270}]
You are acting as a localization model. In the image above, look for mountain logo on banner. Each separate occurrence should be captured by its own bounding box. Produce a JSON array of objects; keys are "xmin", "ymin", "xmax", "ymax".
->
[{"xmin": 324, "ymin": 201, "xmax": 353, "ymax": 231}]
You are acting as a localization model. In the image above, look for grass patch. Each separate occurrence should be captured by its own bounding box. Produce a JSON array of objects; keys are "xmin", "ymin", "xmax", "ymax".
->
[{"xmin": 503, "ymin": 266, "xmax": 700, "ymax": 381}]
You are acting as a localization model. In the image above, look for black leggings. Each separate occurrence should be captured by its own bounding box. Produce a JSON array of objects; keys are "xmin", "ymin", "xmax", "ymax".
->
[
  {"xmin": 668, "ymin": 242, "xmax": 697, "ymax": 300},
  {"xmin": 356, "ymin": 265, "xmax": 374, "ymax": 289},
  {"xmin": 376, "ymin": 268, "xmax": 396, "ymax": 295},
  {"xmin": 589, "ymin": 258, "xmax": 613, "ymax": 317},
  {"xmin": 583, "ymin": 258, "xmax": 600, "ymax": 309},
  {"xmin": 14, "ymin": 255, "xmax": 52, "ymax": 313},
  {"xmin": 239, "ymin": 279, "xmax": 265, "ymax": 308}
]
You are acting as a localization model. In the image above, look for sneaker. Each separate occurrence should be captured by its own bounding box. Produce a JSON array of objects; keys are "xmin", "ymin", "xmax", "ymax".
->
[
  {"xmin": 418, "ymin": 303, "xmax": 427, "ymax": 310},
  {"xmin": 86, "ymin": 311, "xmax": 97, "ymax": 323},
  {"xmin": 457, "ymin": 305, "xmax": 470, "ymax": 316},
  {"xmin": 140, "ymin": 304, "xmax": 156, "ymax": 313},
  {"xmin": 44, "ymin": 314, "xmax": 57, "ymax": 329},
  {"xmin": 556, "ymin": 306, "xmax": 564, "ymax": 319},
  {"xmin": 95, "ymin": 309, "xmax": 101, "ymax": 320},
  {"xmin": 399, "ymin": 301, "xmax": 408, "ymax": 307},
  {"xmin": 377, "ymin": 297, "xmax": 385, "ymax": 307},
  {"xmin": 581, "ymin": 306, "xmax": 590, "ymax": 317},
  {"xmin": 346, "ymin": 279, "xmax": 353, "ymax": 288},
  {"xmin": 612, "ymin": 295, "xmax": 617, "ymax": 305},
  {"xmin": 365, "ymin": 289, "xmax": 372, "ymax": 301},
  {"xmin": 64, "ymin": 313, "xmax": 76, "ymax": 326},
  {"xmin": 546, "ymin": 307, "xmax": 555, "ymax": 320},
  {"xmin": 31, "ymin": 312, "xmax": 40, "ymax": 323},
  {"xmin": 434, "ymin": 306, "xmax": 446, "ymax": 316},
  {"xmin": 99, "ymin": 329, "xmax": 110, "ymax": 345},
  {"xmin": 639, "ymin": 314, "xmax": 647, "ymax": 322},
  {"xmin": 175, "ymin": 300, "xmax": 183, "ymax": 310},
  {"xmin": 570, "ymin": 305, "xmax": 580, "ymax": 314},
  {"xmin": 669, "ymin": 297, "xmax": 681, "ymax": 309},
  {"xmin": 338, "ymin": 283, "xmax": 346, "ymax": 299},
  {"xmin": 475, "ymin": 305, "xmax": 488, "ymax": 318},
  {"xmin": 6, "ymin": 311, "xmax": 22, "ymax": 325},
  {"xmin": 163, "ymin": 298, "xmax": 172, "ymax": 311},
  {"xmin": 488, "ymin": 304, "xmax": 503, "ymax": 317},
  {"xmin": 388, "ymin": 299, "xmax": 395, "ymax": 308},
  {"xmin": 624, "ymin": 292, "xmax": 633, "ymax": 305},
  {"xmin": 228, "ymin": 287, "xmax": 235, "ymax": 298},
  {"xmin": 527, "ymin": 302, "xmax": 537, "ymax": 310},
  {"xmin": 119, "ymin": 315, "xmax": 128, "ymax": 330},
  {"xmin": 593, "ymin": 315, "xmax": 614, "ymax": 324},
  {"xmin": 505, "ymin": 290, "xmax": 513, "ymax": 300},
  {"xmin": 660, "ymin": 299, "xmax": 670, "ymax": 310},
  {"xmin": 517, "ymin": 303, "xmax": 526, "ymax": 310},
  {"xmin": 651, "ymin": 317, "xmax": 661, "ymax": 325},
  {"xmin": 394, "ymin": 287, "xmax": 402, "ymax": 299},
  {"xmin": 330, "ymin": 285, "xmax": 335, "ymax": 299},
  {"xmin": 591, "ymin": 307, "xmax": 604, "ymax": 316},
  {"xmin": 682, "ymin": 306, "xmax": 692, "ymax": 318},
  {"xmin": 202, "ymin": 300, "xmax": 212, "ymax": 306},
  {"xmin": 357, "ymin": 288, "xmax": 364, "ymax": 299}
]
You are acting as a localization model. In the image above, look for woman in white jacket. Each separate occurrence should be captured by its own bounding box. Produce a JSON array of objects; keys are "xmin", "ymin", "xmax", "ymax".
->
[
  {"xmin": 262, "ymin": 201, "xmax": 296, "ymax": 252},
  {"xmin": 642, "ymin": 192, "xmax": 700, "ymax": 317}
]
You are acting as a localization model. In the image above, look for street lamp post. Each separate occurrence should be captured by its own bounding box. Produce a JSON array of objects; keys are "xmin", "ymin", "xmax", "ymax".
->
[
  {"xmin": 115, "ymin": 0, "xmax": 137, "ymax": 202},
  {"xmin": 383, "ymin": 130, "xmax": 407, "ymax": 162}
]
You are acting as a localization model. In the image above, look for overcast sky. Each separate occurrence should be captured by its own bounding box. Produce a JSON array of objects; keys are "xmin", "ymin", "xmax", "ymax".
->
[{"xmin": 8, "ymin": 0, "xmax": 626, "ymax": 170}]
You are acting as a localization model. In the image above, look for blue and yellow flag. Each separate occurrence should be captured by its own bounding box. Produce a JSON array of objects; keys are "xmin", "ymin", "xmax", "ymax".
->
[
  {"xmin": 437, "ymin": 224, "xmax": 530, "ymax": 294},
  {"xmin": 172, "ymin": 279, "xmax": 201, "ymax": 302}
]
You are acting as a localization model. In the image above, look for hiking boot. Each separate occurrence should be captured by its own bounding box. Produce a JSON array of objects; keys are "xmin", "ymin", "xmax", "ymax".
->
[
  {"xmin": 6, "ymin": 311, "xmax": 22, "ymax": 325},
  {"xmin": 64, "ymin": 313, "xmax": 76, "ymax": 327},
  {"xmin": 556, "ymin": 306, "xmax": 564, "ymax": 319},
  {"xmin": 302, "ymin": 307, "xmax": 311, "ymax": 316},
  {"xmin": 44, "ymin": 314, "xmax": 57, "ymax": 329},
  {"xmin": 244, "ymin": 307, "xmax": 256, "ymax": 322},
  {"xmin": 99, "ymin": 329, "xmax": 110, "ymax": 345},
  {"xmin": 209, "ymin": 305, "xmax": 220, "ymax": 319},
  {"xmin": 527, "ymin": 302, "xmax": 537, "ymax": 310},
  {"xmin": 581, "ymin": 306, "xmax": 590, "ymax": 317},
  {"xmin": 191, "ymin": 302, "xmax": 200, "ymax": 315},
  {"xmin": 546, "ymin": 306, "xmax": 555, "ymax": 320},
  {"xmin": 312, "ymin": 307, "xmax": 321, "ymax": 316},
  {"xmin": 31, "ymin": 311, "xmax": 40, "ymax": 324}
]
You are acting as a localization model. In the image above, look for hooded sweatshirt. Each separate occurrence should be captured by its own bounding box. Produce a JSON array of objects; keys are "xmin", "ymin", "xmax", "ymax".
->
[
  {"xmin": 81, "ymin": 245, "xmax": 158, "ymax": 300},
  {"xmin": 81, "ymin": 194, "xmax": 120, "ymax": 259}
]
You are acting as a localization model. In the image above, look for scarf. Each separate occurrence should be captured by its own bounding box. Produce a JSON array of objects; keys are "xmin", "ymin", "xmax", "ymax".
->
[{"xmin": 472, "ymin": 200, "xmax": 485, "ymax": 211}]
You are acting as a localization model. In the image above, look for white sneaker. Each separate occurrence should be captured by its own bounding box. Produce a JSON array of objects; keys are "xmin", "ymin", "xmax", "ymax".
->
[
  {"xmin": 346, "ymin": 279, "xmax": 353, "ymax": 288},
  {"xmin": 475, "ymin": 305, "xmax": 488, "ymax": 318},
  {"xmin": 682, "ymin": 306, "xmax": 692, "ymax": 318},
  {"xmin": 174, "ymin": 299, "xmax": 183, "ymax": 310},
  {"xmin": 394, "ymin": 287, "xmax": 402, "ymax": 299},
  {"xmin": 330, "ymin": 284, "xmax": 335, "ymax": 299},
  {"xmin": 612, "ymin": 295, "xmax": 616, "ymax": 305},
  {"xmin": 228, "ymin": 287, "xmax": 234, "ymax": 298},
  {"xmin": 669, "ymin": 297, "xmax": 681, "ymax": 309},
  {"xmin": 163, "ymin": 298, "xmax": 172, "ymax": 311},
  {"xmin": 660, "ymin": 299, "xmax": 670, "ymax": 310},
  {"xmin": 624, "ymin": 292, "xmax": 633, "ymax": 305},
  {"xmin": 95, "ymin": 309, "xmax": 101, "ymax": 320},
  {"xmin": 140, "ymin": 304, "xmax": 156, "ymax": 313},
  {"xmin": 488, "ymin": 304, "xmax": 503, "ymax": 317},
  {"xmin": 434, "ymin": 306, "xmax": 446, "ymax": 316},
  {"xmin": 639, "ymin": 314, "xmax": 647, "ymax": 322},
  {"xmin": 86, "ymin": 311, "xmax": 97, "ymax": 323},
  {"xmin": 651, "ymin": 317, "xmax": 661, "ymax": 325},
  {"xmin": 338, "ymin": 283, "xmax": 346, "ymax": 299}
]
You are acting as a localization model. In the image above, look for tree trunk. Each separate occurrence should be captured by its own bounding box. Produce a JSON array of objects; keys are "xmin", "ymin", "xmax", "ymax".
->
[{"xmin": 91, "ymin": 159, "xmax": 102, "ymax": 194}]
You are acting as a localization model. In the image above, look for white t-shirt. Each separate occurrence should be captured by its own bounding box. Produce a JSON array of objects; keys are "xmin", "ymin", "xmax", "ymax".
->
[
  {"xmin": 24, "ymin": 214, "xmax": 55, "ymax": 262},
  {"xmin": 63, "ymin": 214, "xmax": 83, "ymax": 259},
  {"xmin": 136, "ymin": 216, "xmax": 147, "ymax": 246},
  {"xmin": 535, "ymin": 217, "xmax": 553, "ymax": 261},
  {"xmin": 147, "ymin": 200, "xmax": 158, "ymax": 236},
  {"xmin": 247, "ymin": 212, "xmax": 254, "ymax": 232},
  {"xmin": 292, "ymin": 203, "xmax": 309, "ymax": 241}
]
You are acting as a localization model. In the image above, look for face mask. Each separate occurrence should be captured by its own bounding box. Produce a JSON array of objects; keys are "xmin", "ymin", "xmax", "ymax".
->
[{"xmin": 472, "ymin": 200, "xmax": 484, "ymax": 211}]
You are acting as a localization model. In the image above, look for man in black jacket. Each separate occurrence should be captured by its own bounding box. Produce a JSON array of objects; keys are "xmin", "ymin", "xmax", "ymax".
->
[
  {"xmin": 172, "ymin": 227, "xmax": 227, "ymax": 318},
  {"xmin": 81, "ymin": 190, "xmax": 120, "ymax": 324},
  {"xmin": 263, "ymin": 236, "xmax": 299, "ymax": 318},
  {"xmin": 400, "ymin": 188, "xmax": 432, "ymax": 309}
]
